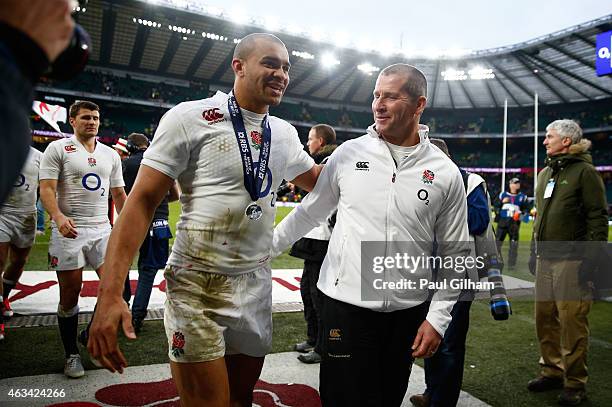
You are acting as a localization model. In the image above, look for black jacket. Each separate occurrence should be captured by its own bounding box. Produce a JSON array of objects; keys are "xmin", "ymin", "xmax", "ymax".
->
[
  {"xmin": 122, "ymin": 149, "xmax": 169, "ymax": 220},
  {"xmin": 0, "ymin": 23, "xmax": 49, "ymax": 205}
]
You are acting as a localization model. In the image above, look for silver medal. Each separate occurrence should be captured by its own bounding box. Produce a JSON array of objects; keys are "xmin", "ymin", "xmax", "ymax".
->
[{"xmin": 245, "ymin": 202, "xmax": 263, "ymax": 221}]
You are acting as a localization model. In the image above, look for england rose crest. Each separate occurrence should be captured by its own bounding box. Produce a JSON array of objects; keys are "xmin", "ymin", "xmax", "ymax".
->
[
  {"xmin": 422, "ymin": 169, "xmax": 435, "ymax": 184},
  {"xmin": 171, "ymin": 331, "xmax": 185, "ymax": 358},
  {"xmin": 250, "ymin": 131, "xmax": 262, "ymax": 150}
]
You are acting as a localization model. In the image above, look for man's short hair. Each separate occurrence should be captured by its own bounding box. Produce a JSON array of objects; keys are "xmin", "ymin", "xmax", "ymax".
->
[
  {"xmin": 546, "ymin": 119, "xmax": 582, "ymax": 145},
  {"xmin": 312, "ymin": 124, "xmax": 336, "ymax": 145},
  {"xmin": 429, "ymin": 138, "xmax": 450, "ymax": 158},
  {"xmin": 127, "ymin": 133, "xmax": 150, "ymax": 149},
  {"xmin": 233, "ymin": 33, "xmax": 286, "ymax": 60},
  {"xmin": 509, "ymin": 177, "xmax": 520, "ymax": 184},
  {"xmin": 379, "ymin": 64, "xmax": 427, "ymax": 101},
  {"xmin": 69, "ymin": 101, "xmax": 100, "ymax": 118}
]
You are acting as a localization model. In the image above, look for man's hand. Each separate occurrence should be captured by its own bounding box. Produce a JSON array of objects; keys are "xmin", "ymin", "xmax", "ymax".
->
[
  {"xmin": 528, "ymin": 252, "xmax": 537, "ymax": 276},
  {"xmin": 0, "ymin": 0, "xmax": 75, "ymax": 62},
  {"xmin": 411, "ymin": 320, "xmax": 442, "ymax": 359},
  {"xmin": 55, "ymin": 214, "xmax": 77, "ymax": 238},
  {"xmin": 87, "ymin": 295, "xmax": 136, "ymax": 373}
]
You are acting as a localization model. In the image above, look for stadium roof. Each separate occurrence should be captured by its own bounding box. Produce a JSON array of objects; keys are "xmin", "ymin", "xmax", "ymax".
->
[{"xmin": 76, "ymin": 0, "xmax": 612, "ymax": 109}]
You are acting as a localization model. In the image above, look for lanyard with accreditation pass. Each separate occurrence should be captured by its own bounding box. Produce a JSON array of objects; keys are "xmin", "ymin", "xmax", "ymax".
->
[
  {"xmin": 227, "ymin": 91, "xmax": 271, "ymax": 220},
  {"xmin": 543, "ymin": 178, "xmax": 555, "ymax": 199}
]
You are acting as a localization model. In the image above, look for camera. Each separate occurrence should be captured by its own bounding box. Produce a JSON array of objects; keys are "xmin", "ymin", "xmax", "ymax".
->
[{"xmin": 486, "ymin": 257, "xmax": 512, "ymax": 320}]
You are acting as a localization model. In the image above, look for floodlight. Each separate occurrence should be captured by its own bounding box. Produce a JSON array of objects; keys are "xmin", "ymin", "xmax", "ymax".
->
[
  {"xmin": 358, "ymin": 63, "xmax": 380, "ymax": 75},
  {"xmin": 321, "ymin": 52, "xmax": 340, "ymax": 68}
]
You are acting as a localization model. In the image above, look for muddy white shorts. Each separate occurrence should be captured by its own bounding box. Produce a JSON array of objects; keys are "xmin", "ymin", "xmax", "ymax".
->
[
  {"xmin": 0, "ymin": 212, "xmax": 36, "ymax": 248},
  {"xmin": 163, "ymin": 265, "xmax": 273, "ymax": 363},
  {"xmin": 48, "ymin": 224, "xmax": 111, "ymax": 271}
]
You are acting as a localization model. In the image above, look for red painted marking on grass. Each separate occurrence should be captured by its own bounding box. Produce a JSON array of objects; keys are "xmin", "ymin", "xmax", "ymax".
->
[
  {"xmin": 272, "ymin": 277, "xmax": 300, "ymax": 291},
  {"xmin": 155, "ymin": 279, "xmax": 166, "ymax": 292},
  {"xmin": 95, "ymin": 378, "xmax": 178, "ymax": 406},
  {"xmin": 9, "ymin": 281, "xmax": 57, "ymax": 302}
]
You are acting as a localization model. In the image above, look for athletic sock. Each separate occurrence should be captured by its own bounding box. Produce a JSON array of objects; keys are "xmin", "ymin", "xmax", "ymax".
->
[
  {"xmin": 2, "ymin": 280, "xmax": 16, "ymax": 299},
  {"xmin": 57, "ymin": 306, "xmax": 79, "ymax": 357}
]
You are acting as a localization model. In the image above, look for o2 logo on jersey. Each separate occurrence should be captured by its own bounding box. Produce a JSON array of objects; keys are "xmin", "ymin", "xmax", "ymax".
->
[
  {"xmin": 13, "ymin": 174, "xmax": 25, "ymax": 188},
  {"xmin": 82, "ymin": 173, "xmax": 105, "ymax": 196},
  {"xmin": 417, "ymin": 189, "xmax": 430, "ymax": 205},
  {"xmin": 13, "ymin": 174, "xmax": 30, "ymax": 191}
]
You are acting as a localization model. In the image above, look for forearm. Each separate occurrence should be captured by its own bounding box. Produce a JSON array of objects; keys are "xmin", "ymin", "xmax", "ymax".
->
[
  {"xmin": 40, "ymin": 183, "xmax": 63, "ymax": 220},
  {"xmin": 111, "ymin": 188, "xmax": 127, "ymax": 214}
]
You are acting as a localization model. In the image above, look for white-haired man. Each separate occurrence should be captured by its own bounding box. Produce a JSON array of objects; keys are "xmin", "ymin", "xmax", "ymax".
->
[{"xmin": 528, "ymin": 119, "xmax": 607, "ymax": 406}]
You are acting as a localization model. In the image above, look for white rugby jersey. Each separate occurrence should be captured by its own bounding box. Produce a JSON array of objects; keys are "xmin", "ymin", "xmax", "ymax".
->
[
  {"xmin": 142, "ymin": 91, "xmax": 314, "ymax": 274},
  {"xmin": 39, "ymin": 136, "xmax": 124, "ymax": 227},
  {"xmin": 1, "ymin": 147, "xmax": 43, "ymax": 214}
]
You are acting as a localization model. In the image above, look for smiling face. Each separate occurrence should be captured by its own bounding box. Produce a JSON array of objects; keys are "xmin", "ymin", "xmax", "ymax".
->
[
  {"xmin": 232, "ymin": 38, "xmax": 291, "ymax": 113},
  {"xmin": 371, "ymin": 73, "xmax": 426, "ymax": 145},
  {"xmin": 69, "ymin": 108, "xmax": 100, "ymax": 140}
]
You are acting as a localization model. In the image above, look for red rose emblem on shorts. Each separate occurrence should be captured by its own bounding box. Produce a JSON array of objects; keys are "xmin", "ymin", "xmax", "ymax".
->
[{"xmin": 171, "ymin": 331, "xmax": 185, "ymax": 358}]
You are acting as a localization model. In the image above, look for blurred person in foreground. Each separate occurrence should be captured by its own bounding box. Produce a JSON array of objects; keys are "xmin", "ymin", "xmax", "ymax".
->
[
  {"xmin": 290, "ymin": 124, "xmax": 338, "ymax": 364},
  {"xmin": 528, "ymin": 119, "xmax": 607, "ymax": 406},
  {"xmin": 88, "ymin": 33, "xmax": 321, "ymax": 406},
  {"xmin": 0, "ymin": 0, "xmax": 75, "ymax": 205},
  {"xmin": 272, "ymin": 64, "xmax": 470, "ymax": 406}
]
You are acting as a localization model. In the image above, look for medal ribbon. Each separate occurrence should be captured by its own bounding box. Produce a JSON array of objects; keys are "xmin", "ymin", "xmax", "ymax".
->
[{"xmin": 227, "ymin": 91, "xmax": 271, "ymax": 202}]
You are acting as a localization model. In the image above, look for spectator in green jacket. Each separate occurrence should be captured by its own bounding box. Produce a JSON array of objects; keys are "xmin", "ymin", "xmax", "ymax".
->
[{"xmin": 528, "ymin": 119, "xmax": 607, "ymax": 406}]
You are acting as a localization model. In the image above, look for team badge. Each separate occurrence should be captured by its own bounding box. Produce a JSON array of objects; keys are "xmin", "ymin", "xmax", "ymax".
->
[
  {"xmin": 422, "ymin": 169, "xmax": 435, "ymax": 184},
  {"xmin": 49, "ymin": 255, "xmax": 59, "ymax": 269},
  {"xmin": 171, "ymin": 331, "xmax": 186, "ymax": 358},
  {"xmin": 88, "ymin": 157, "xmax": 97, "ymax": 167},
  {"xmin": 250, "ymin": 130, "xmax": 262, "ymax": 150}
]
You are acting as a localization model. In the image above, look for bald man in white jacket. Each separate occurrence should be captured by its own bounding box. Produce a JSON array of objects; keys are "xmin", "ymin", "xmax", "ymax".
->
[{"xmin": 272, "ymin": 64, "xmax": 470, "ymax": 406}]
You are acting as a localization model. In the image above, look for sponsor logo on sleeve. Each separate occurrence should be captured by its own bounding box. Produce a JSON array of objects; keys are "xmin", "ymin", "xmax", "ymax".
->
[
  {"xmin": 202, "ymin": 108, "xmax": 225, "ymax": 124},
  {"xmin": 355, "ymin": 161, "xmax": 369, "ymax": 171}
]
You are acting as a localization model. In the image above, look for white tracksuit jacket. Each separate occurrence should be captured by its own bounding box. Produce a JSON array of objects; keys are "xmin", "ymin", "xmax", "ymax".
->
[{"xmin": 272, "ymin": 125, "xmax": 470, "ymax": 336}]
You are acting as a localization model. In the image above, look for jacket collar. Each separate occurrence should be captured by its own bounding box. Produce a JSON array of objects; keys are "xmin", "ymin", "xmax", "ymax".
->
[
  {"xmin": 366, "ymin": 124, "xmax": 430, "ymax": 146},
  {"xmin": 544, "ymin": 138, "xmax": 593, "ymax": 173}
]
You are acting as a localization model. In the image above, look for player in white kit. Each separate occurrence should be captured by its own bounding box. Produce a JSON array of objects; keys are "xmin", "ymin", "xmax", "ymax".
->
[
  {"xmin": 40, "ymin": 101, "xmax": 127, "ymax": 378},
  {"xmin": 89, "ymin": 33, "xmax": 321, "ymax": 406},
  {"xmin": 0, "ymin": 147, "xmax": 43, "ymax": 340}
]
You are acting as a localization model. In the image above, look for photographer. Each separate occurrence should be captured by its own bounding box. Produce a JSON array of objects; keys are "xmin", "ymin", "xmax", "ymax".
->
[{"xmin": 0, "ymin": 0, "xmax": 79, "ymax": 205}]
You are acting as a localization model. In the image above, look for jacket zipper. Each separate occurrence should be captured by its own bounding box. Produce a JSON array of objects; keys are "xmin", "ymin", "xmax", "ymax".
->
[{"xmin": 382, "ymin": 143, "xmax": 398, "ymax": 310}]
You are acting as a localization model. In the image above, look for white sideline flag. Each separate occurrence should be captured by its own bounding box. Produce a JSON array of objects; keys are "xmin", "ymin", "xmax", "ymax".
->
[{"xmin": 32, "ymin": 101, "xmax": 67, "ymax": 134}]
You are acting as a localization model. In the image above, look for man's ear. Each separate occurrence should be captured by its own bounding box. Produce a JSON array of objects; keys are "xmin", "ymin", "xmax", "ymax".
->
[
  {"xmin": 562, "ymin": 137, "xmax": 572, "ymax": 147},
  {"xmin": 232, "ymin": 58, "xmax": 245, "ymax": 77},
  {"xmin": 416, "ymin": 96, "xmax": 427, "ymax": 116}
]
